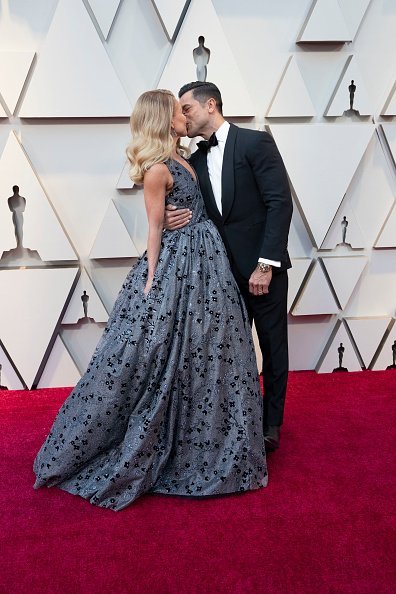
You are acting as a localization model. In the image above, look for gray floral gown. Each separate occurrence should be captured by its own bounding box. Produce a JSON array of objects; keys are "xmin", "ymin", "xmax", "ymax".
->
[{"xmin": 33, "ymin": 159, "xmax": 267, "ymax": 510}]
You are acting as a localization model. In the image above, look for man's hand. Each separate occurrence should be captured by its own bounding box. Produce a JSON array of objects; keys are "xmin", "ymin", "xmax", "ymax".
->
[
  {"xmin": 249, "ymin": 265, "xmax": 272, "ymax": 296},
  {"xmin": 164, "ymin": 204, "xmax": 192, "ymax": 230}
]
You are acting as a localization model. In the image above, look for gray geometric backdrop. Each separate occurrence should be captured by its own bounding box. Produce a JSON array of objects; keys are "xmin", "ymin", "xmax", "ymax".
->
[{"xmin": 0, "ymin": 0, "xmax": 395, "ymax": 389}]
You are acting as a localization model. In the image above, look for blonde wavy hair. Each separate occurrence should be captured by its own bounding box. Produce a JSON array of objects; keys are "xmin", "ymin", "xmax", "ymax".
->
[{"xmin": 127, "ymin": 89, "xmax": 189, "ymax": 185}]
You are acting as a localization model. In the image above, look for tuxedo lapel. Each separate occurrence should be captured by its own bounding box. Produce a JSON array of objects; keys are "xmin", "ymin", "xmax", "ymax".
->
[
  {"xmin": 194, "ymin": 151, "xmax": 222, "ymax": 224},
  {"xmin": 221, "ymin": 124, "xmax": 237, "ymax": 222}
]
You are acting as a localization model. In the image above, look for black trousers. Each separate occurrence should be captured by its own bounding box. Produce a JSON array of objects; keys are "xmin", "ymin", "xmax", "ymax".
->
[{"xmin": 235, "ymin": 270, "xmax": 289, "ymax": 427}]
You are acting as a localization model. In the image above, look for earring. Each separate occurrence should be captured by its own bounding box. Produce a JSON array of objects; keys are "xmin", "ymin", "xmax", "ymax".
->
[{"xmin": 171, "ymin": 127, "xmax": 177, "ymax": 138}]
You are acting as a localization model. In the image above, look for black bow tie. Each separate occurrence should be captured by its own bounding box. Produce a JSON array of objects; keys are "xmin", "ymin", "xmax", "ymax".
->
[{"xmin": 197, "ymin": 133, "xmax": 218, "ymax": 152}]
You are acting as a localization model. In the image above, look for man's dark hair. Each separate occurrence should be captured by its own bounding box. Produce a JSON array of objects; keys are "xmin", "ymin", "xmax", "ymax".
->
[
  {"xmin": 12, "ymin": 185, "xmax": 19, "ymax": 193},
  {"xmin": 178, "ymin": 82, "xmax": 223, "ymax": 115}
]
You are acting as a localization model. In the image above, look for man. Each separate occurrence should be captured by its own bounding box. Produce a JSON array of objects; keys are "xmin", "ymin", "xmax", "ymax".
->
[{"xmin": 166, "ymin": 82, "xmax": 292, "ymax": 451}]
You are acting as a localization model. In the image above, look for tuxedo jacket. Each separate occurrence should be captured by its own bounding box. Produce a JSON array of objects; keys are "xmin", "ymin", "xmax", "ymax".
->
[{"xmin": 190, "ymin": 123, "xmax": 293, "ymax": 281}]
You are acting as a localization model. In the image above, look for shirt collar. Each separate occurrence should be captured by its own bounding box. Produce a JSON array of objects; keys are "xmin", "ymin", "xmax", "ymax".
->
[{"xmin": 214, "ymin": 121, "xmax": 230, "ymax": 143}]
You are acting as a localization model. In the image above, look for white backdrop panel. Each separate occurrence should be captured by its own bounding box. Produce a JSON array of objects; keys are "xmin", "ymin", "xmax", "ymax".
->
[
  {"xmin": 37, "ymin": 335, "xmax": 81, "ymax": 388},
  {"xmin": 267, "ymin": 56, "xmax": 315, "ymax": 118},
  {"xmin": 117, "ymin": 161, "xmax": 134, "ymax": 190},
  {"xmin": 321, "ymin": 255, "xmax": 368, "ymax": 309},
  {"xmin": 338, "ymin": 0, "xmax": 372, "ymax": 39},
  {"xmin": 372, "ymin": 323, "xmax": 396, "ymax": 370},
  {"xmin": 158, "ymin": 0, "xmax": 254, "ymax": 116},
  {"xmin": 86, "ymin": 0, "xmax": 121, "ymax": 40},
  {"xmin": 298, "ymin": 0, "xmax": 351, "ymax": 43},
  {"xmin": 0, "ymin": 267, "xmax": 78, "ymax": 388},
  {"xmin": 296, "ymin": 52, "xmax": 349, "ymax": 117},
  {"xmin": 326, "ymin": 55, "xmax": 373, "ymax": 116},
  {"xmin": 151, "ymin": 0, "xmax": 189, "ymax": 40},
  {"xmin": 19, "ymin": 0, "xmax": 131, "ymax": 117},
  {"xmin": 0, "ymin": 51, "xmax": 35, "ymax": 114},
  {"xmin": 346, "ymin": 251, "xmax": 396, "ymax": 317},
  {"xmin": 382, "ymin": 124, "xmax": 396, "ymax": 165},
  {"xmin": 0, "ymin": 132, "xmax": 77, "ymax": 262},
  {"xmin": 346, "ymin": 133, "xmax": 395, "ymax": 248},
  {"xmin": 90, "ymin": 200, "xmax": 139, "ymax": 259},
  {"xmin": 317, "ymin": 321, "xmax": 362, "ymax": 373},
  {"xmin": 288, "ymin": 259, "xmax": 312, "ymax": 312},
  {"xmin": 382, "ymin": 83, "xmax": 396, "ymax": 116},
  {"xmin": 61, "ymin": 323, "xmax": 106, "ymax": 375},
  {"xmin": 270, "ymin": 124, "xmax": 375, "ymax": 246},
  {"xmin": 291, "ymin": 260, "xmax": 339, "ymax": 316},
  {"xmin": 288, "ymin": 201, "xmax": 314, "ymax": 259},
  {"xmin": 288, "ymin": 315, "xmax": 336, "ymax": 371},
  {"xmin": 20, "ymin": 122, "xmax": 131, "ymax": 259},
  {"xmin": 90, "ymin": 264, "xmax": 133, "ymax": 313},
  {"xmin": 0, "ymin": 345, "xmax": 24, "ymax": 390},
  {"xmin": 62, "ymin": 269, "xmax": 109, "ymax": 324},
  {"xmin": 321, "ymin": 203, "xmax": 367, "ymax": 250},
  {"xmin": 345, "ymin": 317, "xmax": 391, "ymax": 368},
  {"xmin": 374, "ymin": 202, "xmax": 396, "ymax": 249}
]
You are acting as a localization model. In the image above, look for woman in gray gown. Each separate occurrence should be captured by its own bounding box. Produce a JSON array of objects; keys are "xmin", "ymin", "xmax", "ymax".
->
[{"xmin": 33, "ymin": 90, "xmax": 267, "ymax": 511}]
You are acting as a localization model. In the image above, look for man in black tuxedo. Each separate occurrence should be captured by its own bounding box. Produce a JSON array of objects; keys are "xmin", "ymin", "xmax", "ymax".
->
[{"xmin": 166, "ymin": 82, "xmax": 293, "ymax": 451}]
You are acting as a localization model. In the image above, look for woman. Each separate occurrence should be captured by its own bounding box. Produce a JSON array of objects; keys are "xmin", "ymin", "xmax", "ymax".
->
[{"xmin": 33, "ymin": 90, "xmax": 267, "ymax": 510}]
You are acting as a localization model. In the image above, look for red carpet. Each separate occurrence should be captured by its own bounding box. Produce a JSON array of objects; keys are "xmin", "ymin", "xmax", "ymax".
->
[{"xmin": 0, "ymin": 371, "xmax": 395, "ymax": 594}]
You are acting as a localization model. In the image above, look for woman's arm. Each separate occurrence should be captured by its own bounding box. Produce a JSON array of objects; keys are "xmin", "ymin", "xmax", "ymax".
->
[{"xmin": 143, "ymin": 163, "xmax": 172, "ymax": 295}]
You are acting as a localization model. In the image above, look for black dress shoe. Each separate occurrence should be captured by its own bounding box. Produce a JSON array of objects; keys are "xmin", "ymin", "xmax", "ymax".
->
[{"xmin": 264, "ymin": 425, "xmax": 280, "ymax": 452}]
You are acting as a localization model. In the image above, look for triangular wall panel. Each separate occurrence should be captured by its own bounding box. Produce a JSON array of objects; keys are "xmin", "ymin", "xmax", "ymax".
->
[
  {"xmin": 113, "ymin": 197, "xmax": 144, "ymax": 255},
  {"xmin": 321, "ymin": 255, "xmax": 367, "ymax": 309},
  {"xmin": 317, "ymin": 321, "xmax": 362, "ymax": 373},
  {"xmin": 288, "ymin": 259, "xmax": 312, "ymax": 312},
  {"xmin": 291, "ymin": 260, "xmax": 339, "ymax": 316},
  {"xmin": 0, "ymin": 344, "xmax": 25, "ymax": 390},
  {"xmin": 345, "ymin": 131, "xmax": 395, "ymax": 248},
  {"xmin": 86, "ymin": 0, "xmax": 121, "ymax": 39},
  {"xmin": 345, "ymin": 317, "xmax": 391, "ymax": 368},
  {"xmin": 321, "ymin": 203, "xmax": 367, "ymax": 249},
  {"xmin": 293, "ymin": 52, "xmax": 349, "ymax": 117},
  {"xmin": 382, "ymin": 123, "xmax": 396, "ymax": 164},
  {"xmin": 338, "ymin": 0, "xmax": 371, "ymax": 39},
  {"xmin": 151, "ymin": 0, "xmax": 190, "ymax": 40},
  {"xmin": 0, "ymin": 52, "xmax": 35, "ymax": 115},
  {"xmin": 372, "ymin": 322, "xmax": 396, "ymax": 370},
  {"xmin": 326, "ymin": 55, "xmax": 373, "ymax": 116},
  {"xmin": 0, "ymin": 132, "xmax": 77, "ymax": 263},
  {"xmin": 62, "ymin": 268, "xmax": 108, "ymax": 324},
  {"xmin": 288, "ymin": 315, "xmax": 337, "ymax": 371},
  {"xmin": 298, "ymin": 0, "xmax": 351, "ymax": 43},
  {"xmin": 267, "ymin": 56, "xmax": 315, "ymax": 118},
  {"xmin": 117, "ymin": 160, "xmax": 134, "ymax": 190},
  {"xmin": 89, "ymin": 264, "xmax": 131, "ymax": 312},
  {"xmin": 0, "ymin": 268, "xmax": 78, "ymax": 388},
  {"xmin": 61, "ymin": 323, "xmax": 106, "ymax": 375},
  {"xmin": 0, "ymin": 102, "xmax": 7, "ymax": 117},
  {"xmin": 374, "ymin": 202, "xmax": 396, "ymax": 248},
  {"xmin": 37, "ymin": 335, "xmax": 81, "ymax": 388},
  {"xmin": 381, "ymin": 82, "xmax": 396, "ymax": 116},
  {"xmin": 288, "ymin": 202, "xmax": 315, "ymax": 258},
  {"xmin": 270, "ymin": 124, "xmax": 375, "ymax": 246},
  {"xmin": 90, "ymin": 200, "xmax": 139, "ymax": 259},
  {"xmin": 158, "ymin": 0, "xmax": 254, "ymax": 116},
  {"xmin": 19, "ymin": 0, "xmax": 130, "ymax": 117}
]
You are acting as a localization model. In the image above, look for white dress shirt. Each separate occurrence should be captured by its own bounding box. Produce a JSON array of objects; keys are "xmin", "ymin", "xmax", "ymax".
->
[
  {"xmin": 206, "ymin": 121, "xmax": 280, "ymax": 268},
  {"xmin": 207, "ymin": 121, "xmax": 229, "ymax": 215}
]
